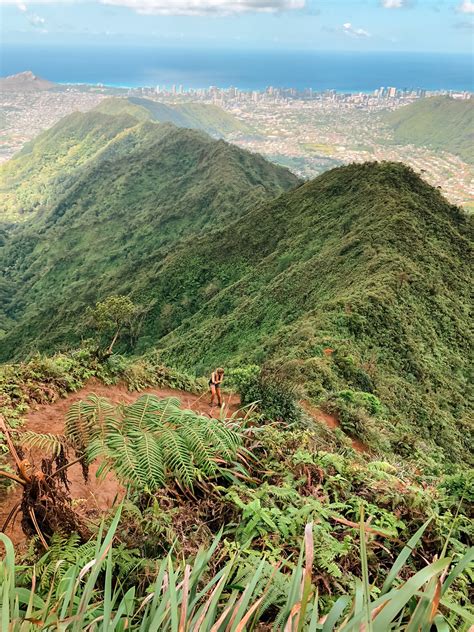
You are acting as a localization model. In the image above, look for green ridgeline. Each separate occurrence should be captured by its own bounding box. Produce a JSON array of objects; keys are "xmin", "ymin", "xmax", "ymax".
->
[
  {"xmin": 138, "ymin": 161, "xmax": 471, "ymax": 462},
  {"xmin": 0, "ymin": 115, "xmax": 299, "ymax": 349},
  {"xmin": 95, "ymin": 96, "xmax": 254, "ymax": 136},
  {"xmin": 384, "ymin": 96, "xmax": 474, "ymax": 163},
  {"xmin": 1, "ymin": 153, "xmax": 472, "ymax": 462},
  {"xmin": 0, "ymin": 98, "xmax": 254, "ymax": 223}
]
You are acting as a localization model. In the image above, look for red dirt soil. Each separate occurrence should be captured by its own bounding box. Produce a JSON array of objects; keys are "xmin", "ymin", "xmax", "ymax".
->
[
  {"xmin": 0, "ymin": 380, "xmax": 240, "ymax": 547},
  {"xmin": 1, "ymin": 381, "xmax": 364, "ymax": 548},
  {"xmin": 300, "ymin": 401, "xmax": 368, "ymax": 453}
]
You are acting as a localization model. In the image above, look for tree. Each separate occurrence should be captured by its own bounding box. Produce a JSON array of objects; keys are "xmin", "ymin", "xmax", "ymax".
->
[{"xmin": 85, "ymin": 295, "xmax": 138, "ymax": 356}]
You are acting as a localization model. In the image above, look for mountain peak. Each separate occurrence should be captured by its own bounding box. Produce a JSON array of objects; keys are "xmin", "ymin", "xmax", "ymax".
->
[{"xmin": 0, "ymin": 70, "xmax": 55, "ymax": 91}]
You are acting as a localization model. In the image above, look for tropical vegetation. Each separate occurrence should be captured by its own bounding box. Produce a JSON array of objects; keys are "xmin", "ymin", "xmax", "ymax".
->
[
  {"xmin": 0, "ymin": 110, "xmax": 472, "ymax": 629},
  {"xmin": 384, "ymin": 96, "xmax": 474, "ymax": 163}
]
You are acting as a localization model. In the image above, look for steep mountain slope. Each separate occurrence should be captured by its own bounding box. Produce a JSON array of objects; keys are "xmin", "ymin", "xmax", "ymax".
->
[
  {"xmin": 1, "ymin": 158, "xmax": 471, "ymax": 459},
  {"xmin": 0, "ymin": 120, "xmax": 299, "ymax": 345},
  {"xmin": 0, "ymin": 111, "xmax": 138, "ymax": 221},
  {"xmin": 137, "ymin": 162, "xmax": 470, "ymax": 460},
  {"xmin": 0, "ymin": 98, "xmax": 252, "ymax": 223},
  {"xmin": 94, "ymin": 96, "xmax": 253, "ymax": 136},
  {"xmin": 385, "ymin": 96, "xmax": 474, "ymax": 163}
]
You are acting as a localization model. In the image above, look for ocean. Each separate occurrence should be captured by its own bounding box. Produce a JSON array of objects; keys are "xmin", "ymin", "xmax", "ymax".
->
[{"xmin": 1, "ymin": 45, "xmax": 473, "ymax": 92}]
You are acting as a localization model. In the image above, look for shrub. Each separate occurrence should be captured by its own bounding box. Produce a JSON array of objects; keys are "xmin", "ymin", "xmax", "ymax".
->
[
  {"xmin": 235, "ymin": 366, "xmax": 302, "ymax": 424},
  {"xmin": 322, "ymin": 390, "xmax": 386, "ymax": 448},
  {"xmin": 332, "ymin": 353, "xmax": 375, "ymax": 393}
]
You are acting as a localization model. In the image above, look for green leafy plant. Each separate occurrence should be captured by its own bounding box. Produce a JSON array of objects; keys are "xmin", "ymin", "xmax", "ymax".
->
[
  {"xmin": 64, "ymin": 393, "xmax": 243, "ymax": 489},
  {"xmin": 84, "ymin": 295, "xmax": 142, "ymax": 355},
  {"xmin": 237, "ymin": 367, "xmax": 302, "ymax": 425},
  {"xmin": 2, "ymin": 509, "xmax": 473, "ymax": 631}
]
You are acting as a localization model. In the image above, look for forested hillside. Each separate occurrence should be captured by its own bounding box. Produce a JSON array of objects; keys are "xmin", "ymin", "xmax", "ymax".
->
[
  {"xmin": 140, "ymin": 162, "xmax": 473, "ymax": 462},
  {"xmin": 1, "ymin": 147, "xmax": 471, "ymax": 462},
  {"xmin": 1, "ymin": 110, "xmax": 473, "ymax": 630},
  {"xmin": 385, "ymin": 96, "xmax": 474, "ymax": 162},
  {"xmin": 95, "ymin": 96, "xmax": 253, "ymax": 136},
  {"xmin": 0, "ymin": 117, "xmax": 298, "ymax": 340},
  {"xmin": 0, "ymin": 98, "xmax": 254, "ymax": 222}
]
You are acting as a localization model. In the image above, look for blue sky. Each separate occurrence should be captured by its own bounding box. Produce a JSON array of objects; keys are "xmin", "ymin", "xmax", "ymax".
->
[{"xmin": 1, "ymin": 0, "xmax": 474, "ymax": 53}]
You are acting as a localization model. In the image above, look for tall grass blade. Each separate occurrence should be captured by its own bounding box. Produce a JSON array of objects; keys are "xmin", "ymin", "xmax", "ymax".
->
[
  {"xmin": 372, "ymin": 558, "xmax": 450, "ymax": 632},
  {"xmin": 441, "ymin": 546, "xmax": 474, "ymax": 596},
  {"xmin": 380, "ymin": 518, "xmax": 432, "ymax": 595}
]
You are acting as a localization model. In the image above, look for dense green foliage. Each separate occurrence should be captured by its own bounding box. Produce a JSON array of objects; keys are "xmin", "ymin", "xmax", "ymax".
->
[
  {"xmin": 1, "ymin": 101, "xmax": 472, "ymax": 629},
  {"xmin": 385, "ymin": 96, "xmax": 474, "ymax": 163},
  {"xmin": 1, "ymin": 154, "xmax": 471, "ymax": 463},
  {"xmin": 0, "ymin": 114, "xmax": 298, "ymax": 340},
  {"xmin": 144, "ymin": 161, "xmax": 471, "ymax": 462},
  {"xmin": 230, "ymin": 364, "xmax": 303, "ymax": 424},
  {"xmin": 2, "ymin": 510, "xmax": 472, "ymax": 630},
  {"xmin": 95, "ymin": 96, "xmax": 254, "ymax": 136},
  {"xmin": 0, "ymin": 99, "xmax": 280, "ymax": 223},
  {"xmin": 0, "ymin": 349, "xmax": 202, "ymax": 429},
  {"xmin": 0, "ymin": 111, "xmax": 138, "ymax": 221},
  {"xmin": 1, "ymin": 363, "xmax": 472, "ymax": 628},
  {"xmin": 1, "ymin": 348, "xmax": 472, "ymax": 629}
]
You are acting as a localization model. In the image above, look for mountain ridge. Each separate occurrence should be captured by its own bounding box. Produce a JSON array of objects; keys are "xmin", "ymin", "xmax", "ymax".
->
[
  {"xmin": 93, "ymin": 96, "xmax": 253, "ymax": 136},
  {"xmin": 0, "ymin": 117, "xmax": 299, "ymax": 342},
  {"xmin": 0, "ymin": 99, "xmax": 255, "ymax": 223},
  {"xmin": 0, "ymin": 101, "xmax": 471, "ymax": 462},
  {"xmin": 385, "ymin": 96, "xmax": 474, "ymax": 163}
]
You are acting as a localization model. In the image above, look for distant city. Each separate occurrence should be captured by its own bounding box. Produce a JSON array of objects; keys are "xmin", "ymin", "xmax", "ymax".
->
[
  {"xmin": 88, "ymin": 83, "xmax": 473, "ymax": 108},
  {"xmin": 1, "ymin": 76, "xmax": 472, "ymax": 211}
]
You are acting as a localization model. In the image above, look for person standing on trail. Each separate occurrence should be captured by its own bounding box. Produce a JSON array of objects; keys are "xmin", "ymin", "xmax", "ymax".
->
[{"xmin": 209, "ymin": 368, "xmax": 224, "ymax": 407}]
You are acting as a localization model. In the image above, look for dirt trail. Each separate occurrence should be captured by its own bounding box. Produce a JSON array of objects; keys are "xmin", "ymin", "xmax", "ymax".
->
[
  {"xmin": 300, "ymin": 401, "xmax": 368, "ymax": 453},
  {"xmin": 0, "ymin": 380, "xmax": 240, "ymax": 547},
  {"xmin": 1, "ymin": 380, "xmax": 363, "ymax": 547}
]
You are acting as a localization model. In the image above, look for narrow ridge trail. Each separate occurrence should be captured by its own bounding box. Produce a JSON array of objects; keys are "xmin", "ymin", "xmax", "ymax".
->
[
  {"xmin": 0, "ymin": 380, "xmax": 240, "ymax": 547},
  {"xmin": 1, "ymin": 379, "xmax": 363, "ymax": 547},
  {"xmin": 300, "ymin": 401, "xmax": 368, "ymax": 454}
]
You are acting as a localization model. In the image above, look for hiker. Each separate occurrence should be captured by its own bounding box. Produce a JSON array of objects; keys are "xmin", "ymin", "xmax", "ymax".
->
[{"xmin": 209, "ymin": 367, "xmax": 224, "ymax": 407}]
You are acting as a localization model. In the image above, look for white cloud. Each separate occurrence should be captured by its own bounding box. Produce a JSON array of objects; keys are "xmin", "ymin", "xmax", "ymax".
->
[
  {"xmin": 2, "ymin": 0, "xmax": 306, "ymax": 10},
  {"xmin": 99, "ymin": 0, "xmax": 306, "ymax": 15},
  {"xmin": 457, "ymin": 0, "xmax": 474, "ymax": 13},
  {"xmin": 1, "ymin": 0, "xmax": 68, "ymax": 3},
  {"xmin": 342, "ymin": 21, "xmax": 370, "ymax": 38},
  {"xmin": 381, "ymin": 0, "xmax": 407, "ymax": 7},
  {"xmin": 28, "ymin": 12, "xmax": 46, "ymax": 24}
]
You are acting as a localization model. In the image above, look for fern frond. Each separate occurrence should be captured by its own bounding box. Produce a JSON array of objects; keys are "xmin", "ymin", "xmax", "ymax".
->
[
  {"xmin": 66, "ymin": 393, "xmax": 243, "ymax": 490},
  {"xmin": 180, "ymin": 423, "xmax": 217, "ymax": 476},
  {"xmin": 106, "ymin": 432, "xmax": 141, "ymax": 486},
  {"xmin": 160, "ymin": 427, "xmax": 195, "ymax": 487},
  {"xmin": 132, "ymin": 430, "xmax": 165, "ymax": 489},
  {"xmin": 65, "ymin": 395, "xmax": 115, "ymax": 450},
  {"xmin": 13, "ymin": 431, "xmax": 67, "ymax": 457}
]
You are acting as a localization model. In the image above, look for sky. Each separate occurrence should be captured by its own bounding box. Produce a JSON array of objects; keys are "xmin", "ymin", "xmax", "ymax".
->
[{"xmin": 1, "ymin": 0, "xmax": 474, "ymax": 53}]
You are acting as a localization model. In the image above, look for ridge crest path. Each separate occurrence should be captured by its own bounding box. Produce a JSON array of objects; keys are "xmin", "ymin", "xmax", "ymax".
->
[
  {"xmin": 0, "ymin": 379, "xmax": 240, "ymax": 546},
  {"xmin": 1, "ymin": 379, "xmax": 363, "ymax": 546}
]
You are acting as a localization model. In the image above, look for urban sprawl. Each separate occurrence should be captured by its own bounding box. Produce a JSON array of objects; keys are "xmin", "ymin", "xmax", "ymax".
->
[{"xmin": 1, "ymin": 82, "xmax": 472, "ymax": 209}]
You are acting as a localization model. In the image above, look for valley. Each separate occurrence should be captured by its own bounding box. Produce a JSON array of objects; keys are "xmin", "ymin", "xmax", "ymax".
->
[
  {"xmin": 2, "ymin": 78, "xmax": 473, "ymax": 210},
  {"xmin": 0, "ymin": 90, "xmax": 472, "ymax": 630}
]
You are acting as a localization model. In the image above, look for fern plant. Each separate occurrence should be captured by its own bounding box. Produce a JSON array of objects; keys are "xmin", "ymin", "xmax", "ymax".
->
[{"xmin": 65, "ymin": 394, "xmax": 243, "ymax": 490}]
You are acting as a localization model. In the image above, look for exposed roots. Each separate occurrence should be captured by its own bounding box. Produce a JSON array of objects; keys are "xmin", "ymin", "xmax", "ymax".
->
[
  {"xmin": 19, "ymin": 470, "xmax": 91, "ymax": 546},
  {"xmin": 1, "ymin": 414, "xmax": 90, "ymax": 547}
]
